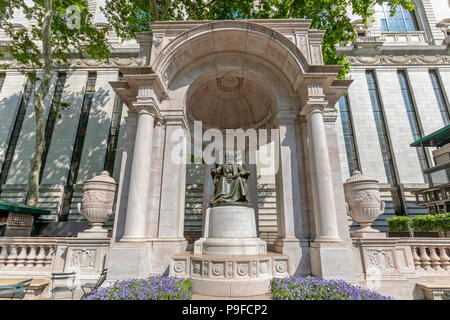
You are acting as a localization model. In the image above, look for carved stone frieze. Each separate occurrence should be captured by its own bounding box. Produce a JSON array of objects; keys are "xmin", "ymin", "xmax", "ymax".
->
[{"xmin": 348, "ymin": 55, "xmax": 450, "ymax": 66}]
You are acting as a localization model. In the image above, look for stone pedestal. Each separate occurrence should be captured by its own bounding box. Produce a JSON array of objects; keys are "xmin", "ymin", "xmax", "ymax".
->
[
  {"xmin": 184, "ymin": 205, "xmax": 275, "ymax": 296},
  {"xmin": 194, "ymin": 206, "xmax": 266, "ymax": 255},
  {"xmin": 170, "ymin": 252, "xmax": 290, "ymax": 297}
]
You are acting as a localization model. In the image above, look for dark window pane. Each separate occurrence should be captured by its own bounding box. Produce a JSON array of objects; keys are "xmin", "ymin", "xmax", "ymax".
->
[
  {"xmin": 0, "ymin": 80, "xmax": 34, "ymax": 186},
  {"xmin": 366, "ymin": 71, "xmax": 398, "ymax": 186},
  {"xmin": 338, "ymin": 95, "xmax": 360, "ymax": 176},
  {"xmin": 396, "ymin": 71, "xmax": 429, "ymax": 174}
]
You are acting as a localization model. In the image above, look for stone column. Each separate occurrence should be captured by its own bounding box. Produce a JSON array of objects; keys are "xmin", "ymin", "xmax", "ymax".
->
[
  {"xmin": 302, "ymin": 84, "xmax": 356, "ymax": 281},
  {"xmin": 202, "ymin": 163, "xmax": 215, "ymax": 236},
  {"xmin": 121, "ymin": 87, "xmax": 158, "ymax": 241},
  {"xmin": 307, "ymin": 107, "xmax": 341, "ymax": 242},
  {"xmin": 151, "ymin": 111, "xmax": 188, "ymax": 274},
  {"xmin": 274, "ymin": 114, "xmax": 309, "ymax": 274}
]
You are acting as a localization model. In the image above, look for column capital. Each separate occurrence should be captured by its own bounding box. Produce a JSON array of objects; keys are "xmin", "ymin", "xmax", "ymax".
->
[
  {"xmin": 277, "ymin": 112, "xmax": 298, "ymax": 125},
  {"xmin": 124, "ymin": 112, "xmax": 138, "ymax": 125},
  {"xmin": 300, "ymin": 83, "xmax": 328, "ymax": 116},
  {"xmin": 160, "ymin": 110, "xmax": 188, "ymax": 130},
  {"xmin": 132, "ymin": 101, "xmax": 162, "ymax": 119}
]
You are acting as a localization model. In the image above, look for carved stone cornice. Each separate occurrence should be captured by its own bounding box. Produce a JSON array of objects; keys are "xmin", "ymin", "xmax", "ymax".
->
[
  {"xmin": 0, "ymin": 56, "xmax": 144, "ymax": 70},
  {"xmin": 348, "ymin": 54, "xmax": 450, "ymax": 66}
]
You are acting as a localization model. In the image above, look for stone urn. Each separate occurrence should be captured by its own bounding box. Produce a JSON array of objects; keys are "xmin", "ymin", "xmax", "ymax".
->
[
  {"xmin": 343, "ymin": 171, "xmax": 385, "ymax": 237},
  {"xmin": 77, "ymin": 171, "xmax": 117, "ymax": 238}
]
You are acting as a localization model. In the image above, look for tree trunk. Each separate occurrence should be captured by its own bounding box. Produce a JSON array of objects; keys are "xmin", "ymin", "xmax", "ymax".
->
[{"xmin": 26, "ymin": 0, "xmax": 53, "ymax": 207}]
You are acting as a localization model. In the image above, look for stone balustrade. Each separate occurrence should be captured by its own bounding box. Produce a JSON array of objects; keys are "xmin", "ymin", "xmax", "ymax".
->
[
  {"xmin": 352, "ymin": 237, "xmax": 450, "ymax": 299},
  {"xmin": 380, "ymin": 31, "xmax": 427, "ymax": 45},
  {"xmin": 0, "ymin": 237, "xmax": 110, "ymax": 281},
  {"xmin": 407, "ymin": 239, "xmax": 450, "ymax": 272},
  {"xmin": 0, "ymin": 242, "xmax": 54, "ymax": 270}
]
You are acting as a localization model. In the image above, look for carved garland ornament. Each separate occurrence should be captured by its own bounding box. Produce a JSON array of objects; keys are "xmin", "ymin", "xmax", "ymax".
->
[{"xmin": 348, "ymin": 55, "xmax": 450, "ymax": 65}]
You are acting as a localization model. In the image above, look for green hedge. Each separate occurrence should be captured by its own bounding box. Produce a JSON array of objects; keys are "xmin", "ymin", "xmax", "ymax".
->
[
  {"xmin": 387, "ymin": 213, "xmax": 450, "ymax": 232},
  {"xmin": 386, "ymin": 216, "xmax": 411, "ymax": 232}
]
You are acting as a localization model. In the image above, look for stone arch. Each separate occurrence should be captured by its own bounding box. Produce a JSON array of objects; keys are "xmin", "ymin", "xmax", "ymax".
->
[{"xmin": 153, "ymin": 20, "xmax": 310, "ymax": 95}]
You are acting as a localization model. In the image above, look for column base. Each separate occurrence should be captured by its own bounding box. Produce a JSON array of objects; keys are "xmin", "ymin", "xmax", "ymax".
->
[
  {"xmin": 107, "ymin": 238, "xmax": 188, "ymax": 280},
  {"xmin": 309, "ymin": 241, "xmax": 356, "ymax": 281},
  {"xmin": 273, "ymin": 238, "xmax": 310, "ymax": 275},
  {"xmin": 107, "ymin": 243, "xmax": 153, "ymax": 280}
]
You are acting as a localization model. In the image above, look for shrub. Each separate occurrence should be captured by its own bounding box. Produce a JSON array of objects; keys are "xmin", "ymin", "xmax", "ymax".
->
[
  {"xmin": 386, "ymin": 216, "xmax": 411, "ymax": 232},
  {"xmin": 434, "ymin": 213, "xmax": 450, "ymax": 232},
  {"xmin": 411, "ymin": 214, "xmax": 439, "ymax": 232},
  {"xmin": 84, "ymin": 276, "xmax": 192, "ymax": 300},
  {"xmin": 272, "ymin": 275, "xmax": 393, "ymax": 300}
]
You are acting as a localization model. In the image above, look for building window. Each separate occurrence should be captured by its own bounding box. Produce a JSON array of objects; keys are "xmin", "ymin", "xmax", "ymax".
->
[
  {"xmin": 338, "ymin": 95, "xmax": 360, "ymax": 176},
  {"xmin": 104, "ymin": 72, "xmax": 124, "ymax": 175},
  {"xmin": 429, "ymin": 70, "xmax": 450, "ymax": 126},
  {"xmin": 0, "ymin": 74, "xmax": 5, "ymax": 93},
  {"xmin": 39, "ymin": 72, "xmax": 67, "ymax": 182},
  {"xmin": 0, "ymin": 80, "xmax": 33, "ymax": 186},
  {"xmin": 379, "ymin": 4, "xmax": 418, "ymax": 32},
  {"xmin": 397, "ymin": 71, "xmax": 429, "ymax": 176},
  {"xmin": 366, "ymin": 71, "xmax": 398, "ymax": 186},
  {"xmin": 60, "ymin": 72, "xmax": 97, "ymax": 218}
]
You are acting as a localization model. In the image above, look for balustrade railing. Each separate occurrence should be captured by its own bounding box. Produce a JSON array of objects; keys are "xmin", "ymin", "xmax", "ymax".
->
[
  {"xmin": 397, "ymin": 239, "xmax": 450, "ymax": 272},
  {"xmin": 0, "ymin": 244, "xmax": 54, "ymax": 270}
]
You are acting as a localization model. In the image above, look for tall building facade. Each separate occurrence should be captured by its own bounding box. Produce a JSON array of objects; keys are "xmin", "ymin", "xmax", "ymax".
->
[{"xmin": 0, "ymin": 0, "xmax": 449, "ymax": 241}]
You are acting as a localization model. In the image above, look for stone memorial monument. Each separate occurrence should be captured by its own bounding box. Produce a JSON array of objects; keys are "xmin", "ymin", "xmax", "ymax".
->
[
  {"xmin": 171, "ymin": 158, "xmax": 289, "ymax": 297},
  {"xmin": 194, "ymin": 160, "xmax": 266, "ymax": 255}
]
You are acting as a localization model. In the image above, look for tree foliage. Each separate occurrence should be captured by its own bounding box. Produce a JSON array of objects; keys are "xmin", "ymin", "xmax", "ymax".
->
[
  {"xmin": 0, "ymin": 0, "xmax": 110, "ymax": 206},
  {"xmin": 102, "ymin": 0, "xmax": 414, "ymax": 78}
]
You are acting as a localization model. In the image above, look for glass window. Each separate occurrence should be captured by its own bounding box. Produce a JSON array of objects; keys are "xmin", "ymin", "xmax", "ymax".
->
[
  {"xmin": 0, "ymin": 74, "xmax": 5, "ymax": 93},
  {"xmin": 0, "ymin": 80, "xmax": 34, "ymax": 186},
  {"xmin": 104, "ymin": 72, "xmax": 124, "ymax": 175},
  {"xmin": 379, "ymin": 4, "xmax": 418, "ymax": 32},
  {"xmin": 39, "ymin": 72, "xmax": 67, "ymax": 182},
  {"xmin": 338, "ymin": 95, "xmax": 360, "ymax": 176},
  {"xmin": 60, "ymin": 72, "xmax": 97, "ymax": 217},
  {"xmin": 366, "ymin": 71, "xmax": 398, "ymax": 186},
  {"xmin": 397, "ymin": 71, "xmax": 429, "ymax": 178},
  {"xmin": 429, "ymin": 70, "xmax": 450, "ymax": 126}
]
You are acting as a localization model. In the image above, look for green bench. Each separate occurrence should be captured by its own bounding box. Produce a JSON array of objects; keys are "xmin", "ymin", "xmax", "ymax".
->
[{"xmin": 0, "ymin": 279, "xmax": 32, "ymax": 300}]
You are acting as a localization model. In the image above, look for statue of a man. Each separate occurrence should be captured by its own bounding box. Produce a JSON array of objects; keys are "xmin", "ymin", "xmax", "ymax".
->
[{"xmin": 209, "ymin": 160, "xmax": 251, "ymax": 207}]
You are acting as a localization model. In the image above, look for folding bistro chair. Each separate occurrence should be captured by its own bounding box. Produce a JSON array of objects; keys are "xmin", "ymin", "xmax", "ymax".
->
[
  {"xmin": 80, "ymin": 268, "xmax": 108, "ymax": 300},
  {"xmin": 50, "ymin": 272, "xmax": 77, "ymax": 300},
  {"xmin": 0, "ymin": 279, "xmax": 32, "ymax": 300}
]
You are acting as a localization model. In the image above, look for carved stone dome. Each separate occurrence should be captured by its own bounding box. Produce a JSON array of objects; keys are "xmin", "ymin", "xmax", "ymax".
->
[{"xmin": 187, "ymin": 76, "xmax": 276, "ymax": 130}]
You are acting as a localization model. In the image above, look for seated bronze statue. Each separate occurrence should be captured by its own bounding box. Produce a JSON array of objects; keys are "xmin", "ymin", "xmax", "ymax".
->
[{"xmin": 209, "ymin": 162, "xmax": 251, "ymax": 207}]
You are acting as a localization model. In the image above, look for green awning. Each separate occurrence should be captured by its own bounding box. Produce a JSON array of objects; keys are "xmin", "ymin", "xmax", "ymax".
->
[
  {"xmin": 0, "ymin": 199, "xmax": 50, "ymax": 215},
  {"xmin": 411, "ymin": 125, "xmax": 450, "ymax": 148}
]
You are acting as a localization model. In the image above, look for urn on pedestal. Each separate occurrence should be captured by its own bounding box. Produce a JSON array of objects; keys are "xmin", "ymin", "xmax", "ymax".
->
[
  {"xmin": 344, "ymin": 171, "xmax": 386, "ymax": 239},
  {"xmin": 77, "ymin": 171, "xmax": 117, "ymax": 238}
]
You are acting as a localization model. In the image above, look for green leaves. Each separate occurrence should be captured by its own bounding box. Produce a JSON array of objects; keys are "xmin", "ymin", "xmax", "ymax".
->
[
  {"xmin": 386, "ymin": 216, "xmax": 411, "ymax": 232},
  {"xmin": 387, "ymin": 213, "xmax": 450, "ymax": 232},
  {"xmin": 102, "ymin": 0, "xmax": 414, "ymax": 78},
  {"xmin": 0, "ymin": 0, "xmax": 111, "ymax": 75}
]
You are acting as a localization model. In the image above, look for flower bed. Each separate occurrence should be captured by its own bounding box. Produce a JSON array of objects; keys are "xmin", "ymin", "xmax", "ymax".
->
[
  {"xmin": 84, "ymin": 276, "xmax": 192, "ymax": 300},
  {"xmin": 272, "ymin": 276, "xmax": 393, "ymax": 300}
]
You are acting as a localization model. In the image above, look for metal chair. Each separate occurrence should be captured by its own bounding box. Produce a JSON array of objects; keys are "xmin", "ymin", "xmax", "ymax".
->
[
  {"xmin": 80, "ymin": 268, "xmax": 108, "ymax": 300},
  {"xmin": 0, "ymin": 279, "xmax": 32, "ymax": 300},
  {"xmin": 50, "ymin": 272, "xmax": 77, "ymax": 300}
]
